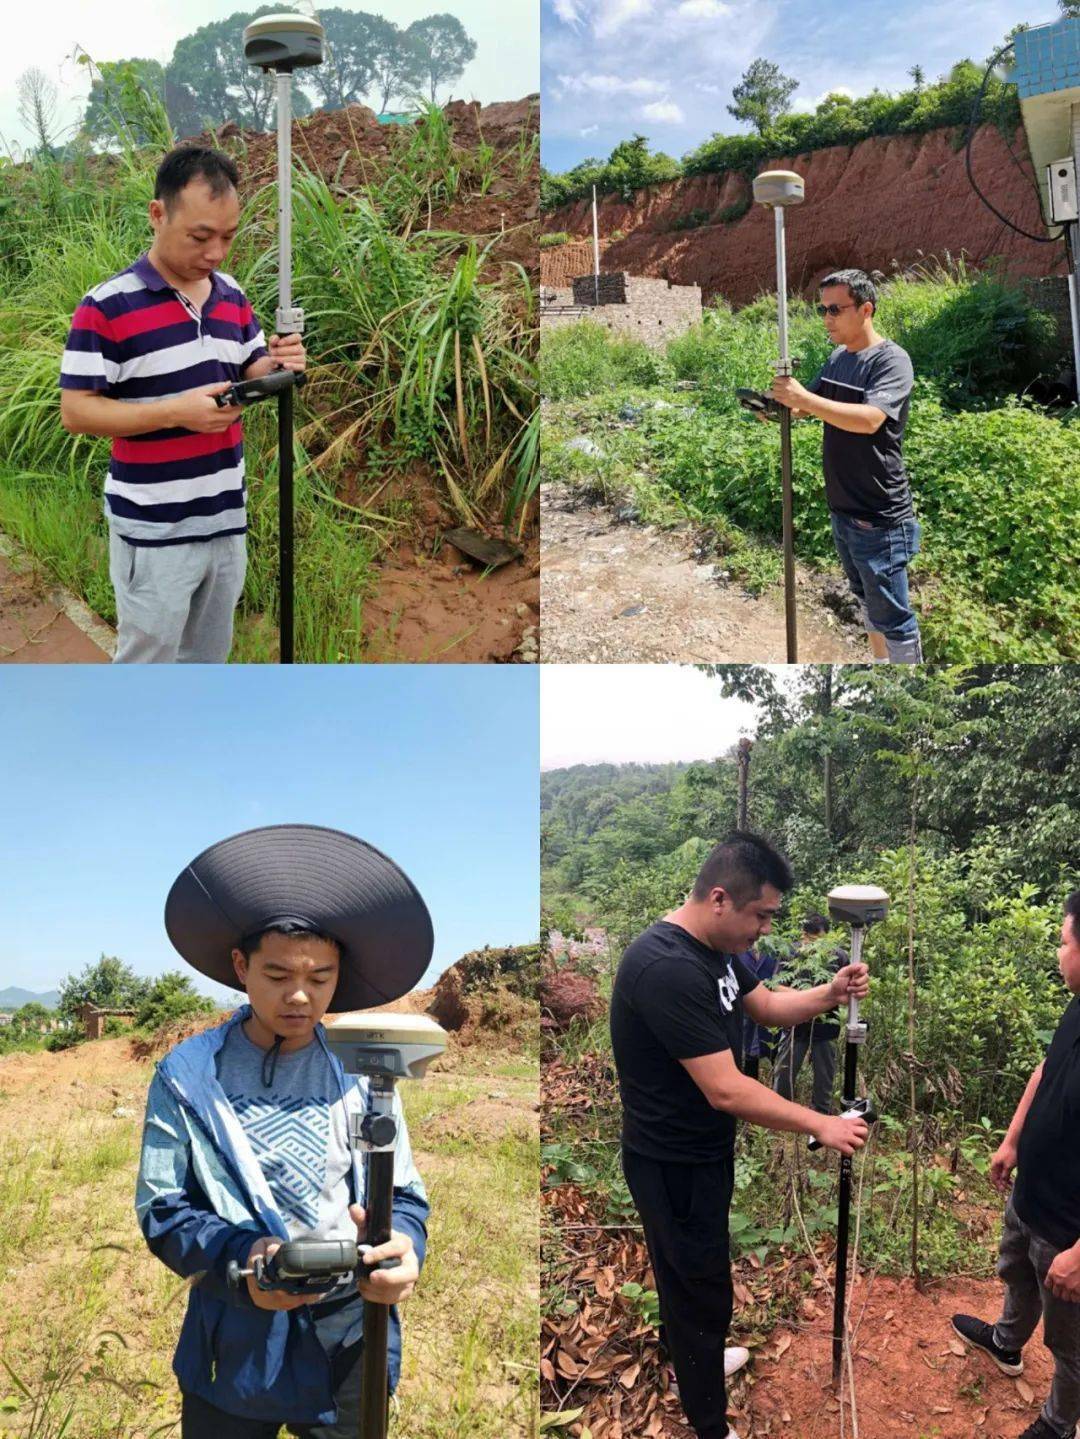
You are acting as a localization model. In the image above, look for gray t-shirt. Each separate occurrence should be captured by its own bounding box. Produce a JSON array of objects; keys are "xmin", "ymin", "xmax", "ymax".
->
[
  {"xmin": 806, "ymin": 339, "xmax": 915, "ymax": 524},
  {"xmin": 216, "ymin": 1024, "xmax": 354, "ymax": 1242}
]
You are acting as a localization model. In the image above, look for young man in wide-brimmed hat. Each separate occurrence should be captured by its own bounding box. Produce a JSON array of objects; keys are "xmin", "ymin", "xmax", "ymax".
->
[{"xmin": 136, "ymin": 824, "xmax": 433, "ymax": 1437}]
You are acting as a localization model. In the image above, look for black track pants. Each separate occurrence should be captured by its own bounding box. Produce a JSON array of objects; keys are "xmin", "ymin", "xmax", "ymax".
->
[
  {"xmin": 622, "ymin": 1147, "xmax": 735, "ymax": 1439},
  {"xmin": 180, "ymin": 1338, "xmax": 368, "ymax": 1439}
]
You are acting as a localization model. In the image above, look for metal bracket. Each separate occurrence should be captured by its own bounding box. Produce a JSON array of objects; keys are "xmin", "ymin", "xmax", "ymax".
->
[{"xmin": 276, "ymin": 305, "xmax": 305, "ymax": 335}]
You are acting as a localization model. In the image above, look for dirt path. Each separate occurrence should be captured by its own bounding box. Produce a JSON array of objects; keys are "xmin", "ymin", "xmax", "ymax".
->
[
  {"xmin": 0, "ymin": 547, "xmax": 112, "ymax": 663},
  {"xmin": 742, "ymin": 1272, "xmax": 1053, "ymax": 1439},
  {"xmin": 540, "ymin": 484, "xmax": 863, "ymax": 663}
]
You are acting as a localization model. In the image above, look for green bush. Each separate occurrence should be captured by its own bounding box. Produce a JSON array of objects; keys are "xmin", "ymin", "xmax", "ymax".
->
[
  {"xmin": 134, "ymin": 972, "xmax": 216, "ymax": 1033},
  {"xmin": 539, "ymin": 321, "xmax": 671, "ymax": 399},
  {"xmin": 539, "ymin": 232, "xmax": 571, "ymax": 248}
]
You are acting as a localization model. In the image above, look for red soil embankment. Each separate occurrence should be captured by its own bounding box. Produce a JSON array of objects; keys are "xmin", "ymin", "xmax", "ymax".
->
[{"xmin": 541, "ymin": 123, "xmax": 1066, "ymax": 305}]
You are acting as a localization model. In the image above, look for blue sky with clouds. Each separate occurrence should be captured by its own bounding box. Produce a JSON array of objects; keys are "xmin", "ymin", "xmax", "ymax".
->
[
  {"xmin": 0, "ymin": 666, "xmax": 538, "ymax": 1004},
  {"xmin": 542, "ymin": 0, "xmax": 1063, "ymax": 172}
]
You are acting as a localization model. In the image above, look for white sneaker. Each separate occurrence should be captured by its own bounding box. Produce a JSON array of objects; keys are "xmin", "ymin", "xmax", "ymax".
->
[{"xmin": 724, "ymin": 1346, "xmax": 750, "ymax": 1378}]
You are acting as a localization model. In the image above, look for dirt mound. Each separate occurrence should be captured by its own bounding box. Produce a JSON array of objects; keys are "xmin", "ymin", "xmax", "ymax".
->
[
  {"xmin": 541, "ymin": 123, "xmax": 1067, "ymax": 306},
  {"xmin": 428, "ymin": 944, "xmax": 540, "ymax": 1043},
  {"xmin": 128, "ymin": 1010, "xmax": 231, "ymax": 1061},
  {"xmin": 540, "ymin": 970, "xmax": 603, "ymax": 1031},
  {"xmin": 187, "ymin": 95, "xmax": 539, "ymax": 268}
]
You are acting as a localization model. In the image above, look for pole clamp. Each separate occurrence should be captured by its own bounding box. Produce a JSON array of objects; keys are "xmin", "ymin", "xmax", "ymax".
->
[{"xmin": 276, "ymin": 306, "xmax": 305, "ymax": 335}]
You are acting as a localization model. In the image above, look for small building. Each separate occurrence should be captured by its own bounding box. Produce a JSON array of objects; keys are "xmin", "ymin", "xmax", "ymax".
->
[{"xmin": 77, "ymin": 1004, "xmax": 136, "ymax": 1041}]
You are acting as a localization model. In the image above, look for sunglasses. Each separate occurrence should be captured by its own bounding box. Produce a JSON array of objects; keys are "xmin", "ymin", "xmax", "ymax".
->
[{"xmin": 817, "ymin": 303, "xmax": 858, "ymax": 317}]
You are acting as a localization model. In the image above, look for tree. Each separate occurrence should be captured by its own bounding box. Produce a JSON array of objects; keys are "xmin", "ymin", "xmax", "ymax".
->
[
  {"xmin": 1059, "ymin": 1, "xmax": 1080, "ymax": 17},
  {"xmin": 81, "ymin": 59, "xmax": 190, "ymax": 150},
  {"xmin": 58, "ymin": 955, "xmax": 149, "ymax": 1021},
  {"xmin": 405, "ymin": 14, "xmax": 477, "ymax": 103},
  {"xmin": 134, "ymin": 972, "xmax": 216, "ymax": 1032},
  {"xmin": 11, "ymin": 1002, "xmax": 50, "ymax": 1036},
  {"xmin": 170, "ymin": 6, "xmax": 283, "ymax": 132},
  {"xmin": 310, "ymin": 8, "xmax": 397, "ymax": 111},
  {"xmin": 369, "ymin": 25, "xmax": 426, "ymax": 113},
  {"xmin": 908, "ymin": 64, "xmax": 925, "ymax": 92},
  {"xmin": 16, "ymin": 68, "xmax": 59, "ymax": 158},
  {"xmin": 727, "ymin": 58, "xmax": 799, "ymax": 137}
]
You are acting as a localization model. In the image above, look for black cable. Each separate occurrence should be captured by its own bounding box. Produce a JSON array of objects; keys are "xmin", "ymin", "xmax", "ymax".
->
[{"xmin": 964, "ymin": 40, "xmax": 1063, "ymax": 245}]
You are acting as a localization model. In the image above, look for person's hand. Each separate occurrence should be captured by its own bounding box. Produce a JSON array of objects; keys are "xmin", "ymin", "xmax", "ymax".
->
[
  {"xmin": 811, "ymin": 1113, "xmax": 869, "ymax": 1156},
  {"xmin": 990, "ymin": 1138, "xmax": 1019, "ymax": 1195},
  {"xmin": 268, "ymin": 333, "xmax": 307, "ymax": 373},
  {"xmin": 243, "ymin": 1237, "xmax": 329, "ymax": 1311},
  {"xmin": 830, "ymin": 962, "xmax": 870, "ymax": 1004},
  {"xmin": 1046, "ymin": 1244, "xmax": 1080, "ymax": 1303},
  {"xmin": 167, "ymin": 382, "xmax": 242, "ymax": 433},
  {"xmin": 350, "ymin": 1203, "xmax": 419, "ymax": 1305},
  {"xmin": 771, "ymin": 376, "xmax": 811, "ymax": 409}
]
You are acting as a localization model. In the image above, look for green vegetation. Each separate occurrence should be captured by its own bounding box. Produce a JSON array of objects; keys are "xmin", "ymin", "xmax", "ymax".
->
[
  {"xmin": 541, "ymin": 60, "xmax": 1020, "ymax": 210},
  {"xmin": 542, "ymin": 667, "xmax": 1079, "ymax": 1308},
  {"xmin": 0, "ymin": 96, "xmax": 537, "ymax": 660},
  {"xmin": 540, "ymin": 264, "xmax": 1078, "ymax": 661}
]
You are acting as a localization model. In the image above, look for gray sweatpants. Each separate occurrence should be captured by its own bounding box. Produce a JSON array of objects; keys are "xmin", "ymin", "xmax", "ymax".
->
[
  {"xmin": 994, "ymin": 1201, "xmax": 1080, "ymax": 1437},
  {"xmin": 773, "ymin": 1028, "xmax": 837, "ymax": 1114},
  {"xmin": 109, "ymin": 530, "xmax": 246, "ymax": 664}
]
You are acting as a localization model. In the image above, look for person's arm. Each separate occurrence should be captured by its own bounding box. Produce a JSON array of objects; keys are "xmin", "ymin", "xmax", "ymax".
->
[
  {"xmin": 743, "ymin": 962, "xmax": 868, "ymax": 1027},
  {"xmin": 772, "ymin": 376, "xmax": 886, "ymax": 434},
  {"xmin": 989, "ymin": 1060, "xmax": 1044, "ymax": 1194},
  {"xmin": 680, "ymin": 1048, "xmax": 868, "ymax": 1154},
  {"xmin": 135, "ymin": 1072, "xmax": 266, "ymax": 1309},
  {"xmin": 60, "ymin": 386, "xmax": 241, "ymax": 438}
]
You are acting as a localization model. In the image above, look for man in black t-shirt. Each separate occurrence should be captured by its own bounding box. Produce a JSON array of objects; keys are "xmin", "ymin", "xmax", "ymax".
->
[
  {"xmin": 769, "ymin": 268, "xmax": 922, "ymax": 665},
  {"xmin": 952, "ymin": 892, "xmax": 1080, "ymax": 1439},
  {"xmin": 611, "ymin": 832, "xmax": 871, "ymax": 1439}
]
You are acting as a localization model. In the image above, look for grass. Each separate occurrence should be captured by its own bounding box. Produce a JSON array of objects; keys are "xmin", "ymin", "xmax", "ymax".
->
[
  {"xmin": 0, "ymin": 1038, "xmax": 538, "ymax": 1439},
  {"xmin": 539, "ymin": 264, "xmax": 1080, "ymax": 661},
  {"xmin": 0, "ymin": 100, "xmax": 538, "ymax": 662}
]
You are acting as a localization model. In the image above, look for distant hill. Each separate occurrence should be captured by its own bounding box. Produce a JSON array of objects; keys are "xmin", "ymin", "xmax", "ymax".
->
[{"xmin": 0, "ymin": 987, "xmax": 60, "ymax": 1011}]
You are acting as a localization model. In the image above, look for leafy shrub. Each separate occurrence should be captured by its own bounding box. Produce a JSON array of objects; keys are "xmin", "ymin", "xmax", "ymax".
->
[
  {"xmin": 134, "ymin": 972, "xmax": 216, "ymax": 1033},
  {"xmin": 540, "ymin": 231, "xmax": 571, "ymax": 248},
  {"xmin": 539, "ymin": 322, "xmax": 672, "ymax": 399}
]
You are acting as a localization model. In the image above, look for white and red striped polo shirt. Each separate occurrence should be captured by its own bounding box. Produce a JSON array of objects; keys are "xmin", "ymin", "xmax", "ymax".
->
[{"xmin": 60, "ymin": 252, "xmax": 268, "ymax": 547}]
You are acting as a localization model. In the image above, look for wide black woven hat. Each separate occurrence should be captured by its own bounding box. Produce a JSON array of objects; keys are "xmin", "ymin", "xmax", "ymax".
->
[{"xmin": 164, "ymin": 824, "xmax": 433, "ymax": 1010}]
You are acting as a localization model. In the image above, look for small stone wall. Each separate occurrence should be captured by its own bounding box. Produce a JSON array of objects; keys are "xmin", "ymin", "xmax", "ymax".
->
[{"xmin": 541, "ymin": 272, "xmax": 703, "ymax": 350}]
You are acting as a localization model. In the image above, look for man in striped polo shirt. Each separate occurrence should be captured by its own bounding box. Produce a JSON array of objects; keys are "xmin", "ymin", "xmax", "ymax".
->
[{"xmin": 60, "ymin": 145, "xmax": 306, "ymax": 663}]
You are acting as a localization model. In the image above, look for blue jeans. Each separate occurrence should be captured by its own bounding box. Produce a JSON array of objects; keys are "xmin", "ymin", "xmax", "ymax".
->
[{"xmin": 830, "ymin": 512, "xmax": 922, "ymax": 661}]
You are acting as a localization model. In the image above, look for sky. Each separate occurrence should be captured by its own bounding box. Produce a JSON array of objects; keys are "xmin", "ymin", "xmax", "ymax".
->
[
  {"xmin": 0, "ymin": 0, "xmax": 539, "ymax": 156},
  {"xmin": 541, "ymin": 664, "xmax": 775, "ymax": 768},
  {"xmin": 541, "ymin": 0, "xmax": 1064, "ymax": 172},
  {"xmin": 0, "ymin": 666, "xmax": 538, "ymax": 1004}
]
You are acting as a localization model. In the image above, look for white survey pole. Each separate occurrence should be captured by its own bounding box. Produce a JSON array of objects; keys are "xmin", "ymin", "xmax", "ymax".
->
[
  {"xmin": 592, "ymin": 184, "xmax": 600, "ymax": 306},
  {"xmin": 752, "ymin": 169, "xmax": 805, "ymax": 663}
]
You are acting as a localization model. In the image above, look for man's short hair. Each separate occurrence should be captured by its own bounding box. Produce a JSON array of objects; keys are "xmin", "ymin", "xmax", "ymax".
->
[
  {"xmin": 237, "ymin": 920, "xmax": 343, "ymax": 962},
  {"xmin": 820, "ymin": 268, "xmax": 877, "ymax": 313},
  {"xmin": 155, "ymin": 145, "xmax": 240, "ymax": 212},
  {"xmin": 1065, "ymin": 891, "xmax": 1080, "ymax": 933},
  {"xmin": 692, "ymin": 831, "xmax": 794, "ymax": 905},
  {"xmin": 802, "ymin": 912, "xmax": 830, "ymax": 935}
]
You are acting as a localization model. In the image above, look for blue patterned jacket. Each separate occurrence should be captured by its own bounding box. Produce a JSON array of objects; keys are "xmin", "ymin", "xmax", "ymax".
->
[{"xmin": 135, "ymin": 1005, "xmax": 429, "ymax": 1424}]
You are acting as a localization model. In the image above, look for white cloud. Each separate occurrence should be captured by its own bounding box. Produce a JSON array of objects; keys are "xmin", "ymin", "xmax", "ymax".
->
[
  {"xmin": 580, "ymin": 122, "xmax": 600, "ymax": 135},
  {"xmin": 553, "ymin": 0, "xmax": 583, "ymax": 23},
  {"xmin": 677, "ymin": 0, "xmax": 731, "ymax": 17},
  {"xmin": 791, "ymin": 84, "xmax": 856, "ymax": 114},
  {"xmin": 557, "ymin": 70, "xmax": 665, "ymax": 95},
  {"xmin": 593, "ymin": 0, "xmax": 655, "ymax": 37},
  {"xmin": 643, "ymin": 99, "xmax": 685, "ymax": 123}
]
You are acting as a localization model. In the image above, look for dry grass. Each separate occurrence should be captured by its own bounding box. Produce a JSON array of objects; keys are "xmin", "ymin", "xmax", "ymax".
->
[{"xmin": 0, "ymin": 1035, "xmax": 538, "ymax": 1438}]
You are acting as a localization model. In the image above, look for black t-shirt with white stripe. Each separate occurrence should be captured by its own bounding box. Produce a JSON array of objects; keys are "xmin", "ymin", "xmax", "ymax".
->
[
  {"xmin": 1014, "ymin": 994, "xmax": 1080, "ymax": 1250},
  {"xmin": 610, "ymin": 920, "xmax": 760, "ymax": 1162},
  {"xmin": 806, "ymin": 339, "xmax": 915, "ymax": 524}
]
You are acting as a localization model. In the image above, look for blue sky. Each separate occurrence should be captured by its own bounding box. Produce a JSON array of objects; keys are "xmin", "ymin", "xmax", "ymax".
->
[
  {"xmin": 0, "ymin": 666, "xmax": 538, "ymax": 1004},
  {"xmin": 542, "ymin": 0, "xmax": 1063, "ymax": 172}
]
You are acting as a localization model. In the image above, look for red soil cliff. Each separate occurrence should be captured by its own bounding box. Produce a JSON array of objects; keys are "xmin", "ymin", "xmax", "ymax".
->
[{"xmin": 541, "ymin": 123, "xmax": 1067, "ymax": 305}]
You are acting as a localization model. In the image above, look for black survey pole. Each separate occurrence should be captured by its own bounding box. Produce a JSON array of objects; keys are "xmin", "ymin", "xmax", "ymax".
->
[
  {"xmin": 823, "ymin": 885, "xmax": 889, "ymax": 1385},
  {"xmin": 243, "ymin": 14, "xmax": 324, "ymax": 664},
  {"xmin": 357, "ymin": 1075, "xmax": 398, "ymax": 1439}
]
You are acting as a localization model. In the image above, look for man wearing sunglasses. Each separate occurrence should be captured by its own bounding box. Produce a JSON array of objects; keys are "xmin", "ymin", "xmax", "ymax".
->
[{"xmin": 770, "ymin": 269, "xmax": 922, "ymax": 664}]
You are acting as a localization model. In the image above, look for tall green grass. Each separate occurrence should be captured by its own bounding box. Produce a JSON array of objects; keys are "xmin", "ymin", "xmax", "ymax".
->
[{"xmin": 0, "ymin": 101, "xmax": 537, "ymax": 661}]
